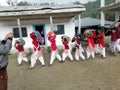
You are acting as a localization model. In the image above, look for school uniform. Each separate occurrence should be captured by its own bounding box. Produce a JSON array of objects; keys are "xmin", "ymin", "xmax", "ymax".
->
[
  {"xmin": 98, "ymin": 32, "xmax": 106, "ymax": 58},
  {"xmin": 46, "ymin": 32, "xmax": 62, "ymax": 66},
  {"xmin": 48, "ymin": 36, "xmax": 62, "ymax": 65},
  {"xmin": 86, "ymin": 34, "xmax": 96, "ymax": 59},
  {"xmin": 30, "ymin": 32, "xmax": 45, "ymax": 69},
  {"xmin": 75, "ymin": 38, "xmax": 85, "ymax": 61},
  {"xmin": 15, "ymin": 43, "xmax": 28, "ymax": 65},
  {"xmin": 62, "ymin": 38, "xmax": 73, "ymax": 62}
]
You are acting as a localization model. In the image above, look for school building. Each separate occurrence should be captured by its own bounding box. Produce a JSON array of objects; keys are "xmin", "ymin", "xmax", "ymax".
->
[{"xmin": 0, "ymin": 5, "xmax": 86, "ymax": 53}]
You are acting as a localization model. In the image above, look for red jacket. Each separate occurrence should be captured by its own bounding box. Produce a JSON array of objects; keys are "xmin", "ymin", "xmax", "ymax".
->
[
  {"xmin": 98, "ymin": 32, "xmax": 105, "ymax": 47},
  {"xmin": 48, "ymin": 36, "xmax": 57, "ymax": 51}
]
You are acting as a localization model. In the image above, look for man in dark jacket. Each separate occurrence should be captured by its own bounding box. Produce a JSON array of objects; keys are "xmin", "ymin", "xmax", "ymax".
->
[{"xmin": 0, "ymin": 32, "xmax": 13, "ymax": 90}]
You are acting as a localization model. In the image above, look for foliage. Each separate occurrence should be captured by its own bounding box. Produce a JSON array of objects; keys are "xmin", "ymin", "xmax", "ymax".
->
[{"xmin": 73, "ymin": 0, "xmax": 116, "ymax": 21}]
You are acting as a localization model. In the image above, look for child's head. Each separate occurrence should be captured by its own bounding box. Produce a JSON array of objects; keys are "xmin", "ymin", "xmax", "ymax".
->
[{"xmin": 111, "ymin": 29, "xmax": 116, "ymax": 33}]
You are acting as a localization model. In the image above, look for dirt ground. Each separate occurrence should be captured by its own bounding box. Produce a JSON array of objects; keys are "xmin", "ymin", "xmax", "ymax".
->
[{"xmin": 7, "ymin": 50, "xmax": 120, "ymax": 90}]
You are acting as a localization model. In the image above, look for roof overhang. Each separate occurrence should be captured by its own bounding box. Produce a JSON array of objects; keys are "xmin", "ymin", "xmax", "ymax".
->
[
  {"xmin": 0, "ymin": 5, "xmax": 86, "ymax": 21},
  {"xmin": 97, "ymin": 2, "xmax": 120, "ymax": 12}
]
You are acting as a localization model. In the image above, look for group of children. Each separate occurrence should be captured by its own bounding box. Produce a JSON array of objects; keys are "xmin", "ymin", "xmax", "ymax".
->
[{"xmin": 14, "ymin": 20, "xmax": 120, "ymax": 69}]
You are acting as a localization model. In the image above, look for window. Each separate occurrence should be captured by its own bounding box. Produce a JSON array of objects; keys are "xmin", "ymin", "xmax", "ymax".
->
[
  {"xmin": 13, "ymin": 27, "xmax": 28, "ymax": 38},
  {"xmin": 53, "ymin": 24, "xmax": 65, "ymax": 35}
]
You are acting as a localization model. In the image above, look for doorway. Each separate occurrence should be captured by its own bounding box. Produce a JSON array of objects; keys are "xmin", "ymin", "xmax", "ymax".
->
[{"xmin": 33, "ymin": 24, "xmax": 46, "ymax": 45}]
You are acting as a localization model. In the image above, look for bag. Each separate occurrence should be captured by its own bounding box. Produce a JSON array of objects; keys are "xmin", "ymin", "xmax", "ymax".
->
[
  {"xmin": 34, "ymin": 31, "xmax": 42, "ymax": 43},
  {"xmin": 19, "ymin": 39, "xmax": 25, "ymax": 46}
]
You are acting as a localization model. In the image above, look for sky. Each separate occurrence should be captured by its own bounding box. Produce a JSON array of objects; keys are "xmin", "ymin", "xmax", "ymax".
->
[{"xmin": 17, "ymin": 0, "xmax": 96, "ymax": 4}]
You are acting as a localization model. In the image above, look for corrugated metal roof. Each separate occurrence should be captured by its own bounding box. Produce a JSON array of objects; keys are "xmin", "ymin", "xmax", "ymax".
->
[
  {"xmin": 75, "ymin": 17, "xmax": 114, "ymax": 28},
  {"xmin": 0, "ymin": 4, "xmax": 85, "ymax": 12}
]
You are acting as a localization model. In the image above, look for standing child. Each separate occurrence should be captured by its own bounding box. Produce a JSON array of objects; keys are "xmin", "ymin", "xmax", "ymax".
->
[
  {"xmin": 29, "ymin": 32, "xmax": 45, "ymax": 69},
  {"xmin": 14, "ymin": 39, "xmax": 29, "ymax": 66},
  {"xmin": 47, "ymin": 31, "xmax": 62, "ymax": 66},
  {"xmin": 61, "ymin": 35, "xmax": 73, "ymax": 62},
  {"xmin": 72, "ymin": 34, "xmax": 85, "ymax": 61}
]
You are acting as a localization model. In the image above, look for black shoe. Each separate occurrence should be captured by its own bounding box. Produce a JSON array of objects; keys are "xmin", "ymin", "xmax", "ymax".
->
[
  {"xmin": 60, "ymin": 61, "xmax": 63, "ymax": 63},
  {"xmin": 42, "ymin": 65, "xmax": 45, "ymax": 67}
]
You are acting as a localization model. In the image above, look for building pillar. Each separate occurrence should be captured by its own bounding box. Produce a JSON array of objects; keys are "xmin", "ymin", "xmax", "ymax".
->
[
  {"xmin": 50, "ymin": 16, "xmax": 53, "ymax": 31},
  {"xmin": 17, "ymin": 18, "xmax": 22, "ymax": 39},
  {"xmin": 78, "ymin": 14, "xmax": 81, "ymax": 34},
  {"xmin": 115, "ymin": 12, "xmax": 120, "ymax": 21},
  {"xmin": 116, "ymin": 0, "xmax": 120, "ymax": 3},
  {"xmin": 101, "ymin": 0, "xmax": 105, "ymax": 27}
]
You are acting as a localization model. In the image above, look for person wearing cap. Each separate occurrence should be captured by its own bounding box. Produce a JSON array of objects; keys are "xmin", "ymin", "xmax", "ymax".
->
[
  {"xmin": 0, "ymin": 32, "xmax": 13, "ymax": 90},
  {"xmin": 61, "ymin": 35, "xmax": 73, "ymax": 62},
  {"xmin": 47, "ymin": 31, "xmax": 62, "ymax": 66},
  {"xmin": 72, "ymin": 34, "xmax": 85, "ymax": 61},
  {"xmin": 14, "ymin": 39, "xmax": 29, "ymax": 66},
  {"xmin": 29, "ymin": 32, "xmax": 45, "ymax": 69}
]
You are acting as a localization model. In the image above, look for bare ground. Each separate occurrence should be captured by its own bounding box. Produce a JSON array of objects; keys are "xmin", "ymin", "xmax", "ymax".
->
[{"xmin": 7, "ymin": 50, "xmax": 120, "ymax": 90}]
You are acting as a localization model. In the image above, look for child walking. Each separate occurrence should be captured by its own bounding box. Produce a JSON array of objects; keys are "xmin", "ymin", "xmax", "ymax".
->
[
  {"xmin": 47, "ymin": 31, "xmax": 62, "ymax": 66},
  {"xmin": 72, "ymin": 34, "xmax": 85, "ymax": 61},
  {"xmin": 61, "ymin": 35, "xmax": 73, "ymax": 62},
  {"xmin": 29, "ymin": 32, "xmax": 45, "ymax": 69},
  {"xmin": 85, "ymin": 30, "xmax": 96, "ymax": 59},
  {"xmin": 14, "ymin": 39, "xmax": 29, "ymax": 66}
]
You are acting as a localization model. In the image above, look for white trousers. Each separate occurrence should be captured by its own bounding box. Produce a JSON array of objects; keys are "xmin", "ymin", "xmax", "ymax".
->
[
  {"xmin": 116, "ymin": 38, "xmax": 120, "ymax": 51},
  {"xmin": 17, "ymin": 52, "xmax": 28, "ymax": 64},
  {"xmin": 62, "ymin": 49, "xmax": 73, "ymax": 61},
  {"xmin": 30, "ymin": 50, "xmax": 45, "ymax": 68},
  {"xmin": 86, "ymin": 50, "xmax": 95, "ymax": 59},
  {"xmin": 99, "ymin": 47, "xmax": 106, "ymax": 58},
  {"xmin": 50, "ymin": 50, "xmax": 62, "ymax": 65},
  {"xmin": 75, "ymin": 48, "xmax": 85, "ymax": 61}
]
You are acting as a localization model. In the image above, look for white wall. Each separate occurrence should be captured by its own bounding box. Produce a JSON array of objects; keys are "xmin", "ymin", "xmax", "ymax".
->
[{"xmin": 0, "ymin": 17, "xmax": 75, "ymax": 53}]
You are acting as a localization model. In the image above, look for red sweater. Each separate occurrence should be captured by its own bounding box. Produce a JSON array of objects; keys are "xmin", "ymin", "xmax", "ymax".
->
[
  {"xmin": 62, "ymin": 40, "xmax": 69, "ymax": 49},
  {"xmin": 32, "ymin": 40, "xmax": 41, "ymax": 51},
  {"xmin": 48, "ymin": 37, "xmax": 57, "ymax": 51},
  {"xmin": 86, "ymin": 34, "xmax": 96, "ymax": 48},
  {"xmin": 16, "ymin": 44, "xmax": 24, "ymax": 52},
  {"xmin": 98, "ymin": 32, "xmax": 105, "ymax": 47}
]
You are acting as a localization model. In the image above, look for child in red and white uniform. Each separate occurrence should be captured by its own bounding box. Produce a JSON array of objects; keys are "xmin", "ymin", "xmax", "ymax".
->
[
  {"xmin": 85, "ymin": 31, "xmax": 96, "ymax": 59},
  {"xmin": 61, "ymin": 35, "xmax": 73, "ymax": 62},
  {"xmin": 72, "ymin": 35, "xmax": 85, "ymax": 61},
  {"xmin": 47, "ymin": 31, "xmax": 62, "ymax": 66},
  {"xmin": 97, "ymin": 31, "xmax": 106, "ymax": 58},
  {"xmin": 29, "ymin": 32, "xmax": 45, "ymax": 69},
  {"xmin": 14, "ymin": 39, "xmax": 28, "ymax": 66}
]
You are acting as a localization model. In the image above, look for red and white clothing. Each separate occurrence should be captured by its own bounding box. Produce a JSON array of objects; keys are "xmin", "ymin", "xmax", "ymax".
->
[
  {"xmin": 98, "ymin": 32, "xmax": 106, "ymax": 58},
  {"xmin": 15, "ymin": 43, "xmax": 28, "ymax": 65},
  {"xmin": 85, "ymin": 34, "xmax": 96, "ymax": 59},
  {"xmin": 47, "ymin": 33, "xmax": 62, "ymax": 65},
  {"xmin": 116, "ymin": 25, "xmax": 120, "ymax": 52},
  {"xmin": 62, "ymin": 39, "xmax": 73, "ymax": 61},
  {"xmin": 30, "ymin": 32, "xmax": 45, "ymax": 68},
  {"xmin": 74, "ymin": 38, "xmax": 85, "ymax": 61}
]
